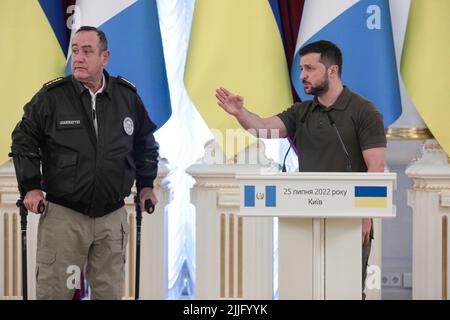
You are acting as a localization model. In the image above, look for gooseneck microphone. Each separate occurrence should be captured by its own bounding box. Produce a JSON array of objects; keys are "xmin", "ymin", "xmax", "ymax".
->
[
  {"xmin": 281, "ymin": 138, "xmax": 294, "ymax": 172},
  {"xmin": 326, "ymin": 112, "xmax": 352, "ymax": 172},
  {"xmin": 281, "ymin": 105, "xmax": 312, "ymax": 172}
]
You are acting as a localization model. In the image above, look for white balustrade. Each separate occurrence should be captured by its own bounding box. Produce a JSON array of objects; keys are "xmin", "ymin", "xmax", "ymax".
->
[
  {"xmin": 0, "ymin": 160, "xmax": 169, "ymax": 300},
  {"xmin": 406, "ymin": 140, "xmax": 450, "ymax": 300}
]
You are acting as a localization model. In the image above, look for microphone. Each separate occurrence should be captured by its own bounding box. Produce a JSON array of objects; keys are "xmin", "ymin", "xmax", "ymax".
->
[
  {"xmin": 281, "ymin": 138, "xmax": 294, "ymax": 172},
  {"xmin": 325, "ymin": 112, "xmax": 352, "ymax": 172},
  {"xmin": 281, "ymin": 104, "xmax": 312, "ymax": 172}
]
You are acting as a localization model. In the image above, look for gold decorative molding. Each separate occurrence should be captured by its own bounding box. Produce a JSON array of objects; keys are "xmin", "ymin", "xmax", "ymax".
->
[
  {"xmin": 238, "ymin": 217, "xmax": 243, "ymax": 299},
  {"xmin": 413, "ymin": 185, "xmax": 450, "ymax": 191},
  {"xmin": 0, "ymin": 184, "xmax": 21, "ymax": 189},
  {"xmin": 386, "ymin": 128, "xmax": 433, "ymax": 140},
  {"xmin": 220, "ymin": 214, "xmax": 226, "ymax": 298},
  {"xmin": 440, "ymin": 193, "xmax": 450, "ymax": 208},
  {"xmin": 424, "ymin": 143, "xmax": 443, "ymax": 150},
  {"xmin": 413, "ymin": 177, "xmax": 450, "ymax": 182},
  {"xmin": 196, "ymin": 183, "xmax": 239, "ymax": 189},
  {"xmin": 412, "ymin": 179, "xmax": 450, "ymax": 191},
  {"xmin": 216, "ymin": 191, "xmax": 240, "ymax": 208},
  {"xmin": 128, "ymin": 213, "xmax": 135, "ymax": 299},
  {"xmin": 442, "ymin": 215, "xmax": 448, "ymax": 300},
  {"xmin": 3, "ymin": 213, "xmax": 9, "ymax": 297},
  {"xmin": 229, "ymin": 214, "xmax": 235, "ymax": 298},
  {"xmin": 219, "ymin": 213, "xmax": 243, "ymax": 299},
  {"xmin": 13, "ymin": 213, "xmax": 18, "ymax": 297}
]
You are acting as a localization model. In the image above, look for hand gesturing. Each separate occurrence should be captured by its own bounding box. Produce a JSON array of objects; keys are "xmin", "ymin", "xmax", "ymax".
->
[{"xmin": 215, "ymin": 87, "xmax": 244, "ymax": 116}]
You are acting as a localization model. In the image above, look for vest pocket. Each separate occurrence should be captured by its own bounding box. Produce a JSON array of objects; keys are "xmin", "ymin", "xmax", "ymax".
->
[{"xmin": 43, "ymin": 151, "xmax": 78, "ymax": 196}]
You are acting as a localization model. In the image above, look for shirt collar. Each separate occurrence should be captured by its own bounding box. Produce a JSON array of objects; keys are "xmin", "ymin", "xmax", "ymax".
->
[
  {"xmin": 72, "ymin": 70, "xmax": 112, "ymax": 98},
  {"xmin": 311, "ymin": 85, "xmax": 352, "ymax": 111},
  {"xmin": 85, "ymin": 74, "xmax": 105, "ymax": 97}
]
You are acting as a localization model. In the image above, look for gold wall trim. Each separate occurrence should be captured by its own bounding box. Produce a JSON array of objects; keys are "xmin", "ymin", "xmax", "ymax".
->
[
  {"xmin": 13, "ymin": 213, "xmax": 18, "ymax": 297},
  {"xmin": 216, "ymin": 191, "xmax": 240, "ymax": 208},
  {"xmin": 413, "ymin": 185, "xmax": 450, "ymax": 191},
  {"xmin": 220, "ymin": 214, "xmax": 226, "ymax": 298},
  {"xmin": 237, "ymin": 217, "xmax": 243, "ymax": 299},
  {"xmin": 443, "ymin": 215, "xmax": 448, "ymax": 300},
  {"xmin": 195, "ymin": 183, "xmax": 239, "ymax": 189},
  {"xmin": 413, "ymin": 178, "xmax": 450, "ymax": 182},
  {"xmin": 229, "ymin": 214, "xmax": 235, "ymax": 298},
  {"xmin": 440, "ymin": 193, "xmax": 450, "ymax": 208},
  {"xmin": 386, "ymin": 128, "xmax": 433, "ymax": 140},
  {"xmin": 3, "ymin": 213, "xmax": 9, "ymax": 297},
  {"xmin": 424, "ymin": 143, "xmax": 442, "ymax": 150},
  {"xmin": 128, "ymin": 213, "xmax": 135, "ymax": 299},
  {"xmin": 0, "ymin": 184, "xmax": 22, "ymax": 189}
]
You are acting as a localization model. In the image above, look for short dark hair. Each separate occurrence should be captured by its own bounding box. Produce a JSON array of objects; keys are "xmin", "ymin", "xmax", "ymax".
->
[
  {"xmin": 299, "ymin": 40, "xmax": 343, "ymax": 77},
  {"xmin": 75, "ymin": 26, "xmax": 108, "ymax": 52}
]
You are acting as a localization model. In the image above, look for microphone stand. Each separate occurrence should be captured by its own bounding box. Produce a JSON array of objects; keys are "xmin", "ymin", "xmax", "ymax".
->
[{"xmin": 326, "ymin": 112, "xmax": 352, "ymax": 172}]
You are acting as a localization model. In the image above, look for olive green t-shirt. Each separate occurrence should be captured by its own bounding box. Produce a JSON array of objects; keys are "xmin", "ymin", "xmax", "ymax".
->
[{"xmin": 277, "ymin": 86, "xmax": 386, "ymax": 172}]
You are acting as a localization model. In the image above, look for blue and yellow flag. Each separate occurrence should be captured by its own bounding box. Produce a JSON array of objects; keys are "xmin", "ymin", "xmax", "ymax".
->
[
  {"xmin": 354, "ymin": 186, "xmax": 387, "ymax": 208},
  {"xmin": 292, "ymin": 0, "xmax": 402, "ymax": 127},
  {"xmin": 0, "ymin": 0, "xmax": 67, "ymax": 163},
  {"xmin": 66, "ymin": 0, "xmax": 172, "ymax": 130},
  {"xmin": 184, "ymin": 0, "xmax": 293, "ymax": 157},
  {"xmin": 401, "ymin": 0, "xmax": 450, "ymax": 156}
]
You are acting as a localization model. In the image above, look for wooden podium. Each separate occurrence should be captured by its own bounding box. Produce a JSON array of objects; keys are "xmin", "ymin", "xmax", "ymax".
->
[{"xmin": 237, "ymin": 172, "xmax": 396, "ymax": 299}]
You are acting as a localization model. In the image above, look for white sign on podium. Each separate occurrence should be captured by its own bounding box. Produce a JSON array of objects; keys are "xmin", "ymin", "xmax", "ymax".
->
[{"xmin": 236, "ymin": 172, "xmax": 396, "ymax": 300}]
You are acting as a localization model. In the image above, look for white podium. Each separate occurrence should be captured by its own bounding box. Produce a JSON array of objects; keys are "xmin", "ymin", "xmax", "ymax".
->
[{"xmin": 237, "ymin": 172, "xmax": 396, "ymax": 299}]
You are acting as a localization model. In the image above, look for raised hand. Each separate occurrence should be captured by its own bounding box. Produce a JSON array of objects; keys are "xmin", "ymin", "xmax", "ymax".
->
[{"xmin": 215, "ymin": 87, "xmax": 244, "ymax": 117}]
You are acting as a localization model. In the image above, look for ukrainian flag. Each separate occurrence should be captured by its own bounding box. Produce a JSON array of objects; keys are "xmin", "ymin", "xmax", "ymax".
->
[
  {"xmin": 0, "ymin": 0, "xmax": 67, "ymax": 164},
  {"xmin": 292, "ymin": 0, "xmax": 402, "ymax": 127},
  {"xmin": 354, "ymin": 186, "xmax": 387, "ymax": 208},
  {"xmin": 185, "ymin": 0, "xmax": 293, "ymax": 158},
  {"xmin": 401, "ymin": 0, "xmax": 450, "ymax": 156}
]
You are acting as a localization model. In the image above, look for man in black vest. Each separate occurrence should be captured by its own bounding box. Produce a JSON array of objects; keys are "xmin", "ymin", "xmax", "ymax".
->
[{"xmin": 11, "ymin": 26, "xmax": 159, "ymax": 299}]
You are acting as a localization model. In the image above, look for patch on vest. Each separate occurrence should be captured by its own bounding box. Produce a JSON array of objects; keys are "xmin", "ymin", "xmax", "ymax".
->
[
  {"xmin": 123, "ymin": 117, "xmax": 134, "ymax": 135},
  {"xmin": 57, "ymin": 119, "xmax": 82, "ymax": 129}
]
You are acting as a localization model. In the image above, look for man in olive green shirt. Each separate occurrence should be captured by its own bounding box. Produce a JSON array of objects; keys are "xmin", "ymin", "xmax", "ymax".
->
[{"xmin": 215, "ymin": 40, "xmax": 386, "ymax": 299}]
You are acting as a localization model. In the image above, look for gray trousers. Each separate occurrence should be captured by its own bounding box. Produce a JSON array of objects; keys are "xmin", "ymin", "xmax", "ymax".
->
[{"xmin": 35, "ymin": 202, "xmax": 128, "ymax": 300}]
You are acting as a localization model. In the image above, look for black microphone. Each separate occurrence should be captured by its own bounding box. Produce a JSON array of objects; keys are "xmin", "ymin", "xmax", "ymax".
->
[
  {"xmin": 326, "ymin": 112, "xmax": 352, "ymax": 172},
  {"xmin": 281, "ymin": 138, "xmax": 294, "ymax": 172},
  {"xmin": 281, "ymin": 104, "xmax": 312, "ymax": 172}
]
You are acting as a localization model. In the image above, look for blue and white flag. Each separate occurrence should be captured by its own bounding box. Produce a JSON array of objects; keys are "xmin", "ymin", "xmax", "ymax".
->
[
  {"xmin": 67, "ymin": 0, "xmax": 172, "ymax": 129},
  {"xmin": 244, "ymin": 185, "xmax": 277, "ymax": 208},
  {"xmin": 291, "ymin": 0, "xmax": 401, "ymax": 127}
]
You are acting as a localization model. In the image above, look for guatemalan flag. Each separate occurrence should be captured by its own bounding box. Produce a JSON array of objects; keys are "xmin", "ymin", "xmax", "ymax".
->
[
  {"xmin": 292, "ymin": 0, "xmax": 401, "ymax": 127},
  {"xmin": 66, "ymin": 0, "xmax": 172, "ymax": 129}
]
